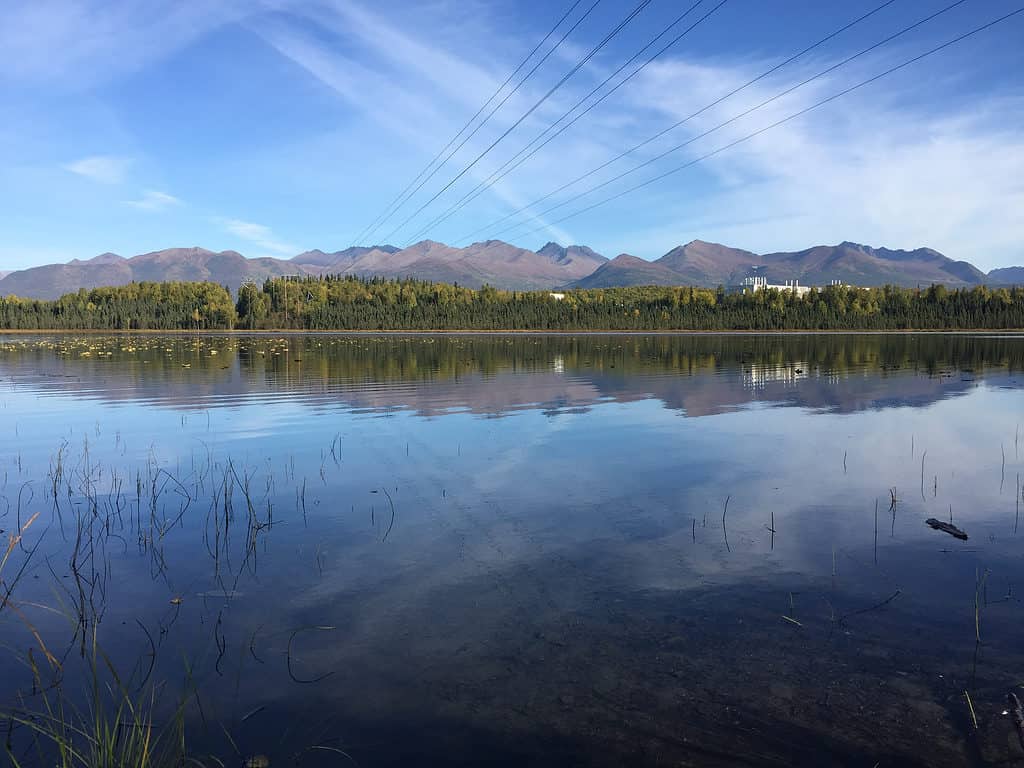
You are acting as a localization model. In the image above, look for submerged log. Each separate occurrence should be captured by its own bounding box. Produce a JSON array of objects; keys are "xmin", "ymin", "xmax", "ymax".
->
[{"xmin": 925, "ymin": 518, "xmax": 968, "ymax": 540}]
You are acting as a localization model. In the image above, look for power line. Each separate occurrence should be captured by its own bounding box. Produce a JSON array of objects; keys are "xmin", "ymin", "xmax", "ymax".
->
[
  {"xmin": 351, "ymin": 0, "xmax": 593, "ymax": 247},
  {"xmin": 492, "ymin": 0, "xmax": 969, "ymax": 243},
  {"xmin": 406, "ymin": 0, "xmax": 729, "ymax": 245},
  {"xmin": 454, "ymin": 0, "xmax": 901, "ymax": 245},
  {"xmin": 509, "ymin": 6, "xmax": 1024, "ymax": 244},
  {"xmin": 380, "ymin": 0, "xmax": 656, "ymax": 244}
]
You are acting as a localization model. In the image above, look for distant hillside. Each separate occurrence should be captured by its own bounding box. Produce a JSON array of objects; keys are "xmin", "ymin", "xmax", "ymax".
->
[
  {"xmin": 757, "ymin": 242, "xmax": 986, "ymax": 287},
  {"xmin": 291, "ymin": 245, "xmax": 401, "ymax": 268},
  {"xmin": 0, "ymin": 248, "xmax": 310, "ymax": 300},
  {"xmin": 656, "ymin": 241, "xmax": 761, "ymax": 285},
  {"xmin": 988, "ymin": 266, "xmax": 1024, "ymax": 285},
  {"xmin": 0, "ymin": 240, "xmax": 606, "ymax": 299},
  {"xmin": 338, "ymin": 239, "xmax": 607, "ymax": 289},
  {"xmin": 570, "ymin": 240, "xmax": 1002, "ymax": 289},
  {"xmin": 537, "ymin": 242, "xmax": 607, "ymax": 272},
  {"xmin": 1, "ymin": 236, "xmax": 1019, "ymax": 299},
  {"xmin": 573, "ymin": 254, "xmax": 686, "ymax": 288}
]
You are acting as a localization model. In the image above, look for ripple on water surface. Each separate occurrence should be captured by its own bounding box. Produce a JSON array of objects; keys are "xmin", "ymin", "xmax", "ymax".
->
[{"xmin": 0, "ymin": 332, "xmax": 1022, "ymax": 766}]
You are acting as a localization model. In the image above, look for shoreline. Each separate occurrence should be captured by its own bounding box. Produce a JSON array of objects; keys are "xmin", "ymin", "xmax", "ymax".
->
[{"xmin": 2, "ymin": 328, "xmax": 1024, "ymax": 336}]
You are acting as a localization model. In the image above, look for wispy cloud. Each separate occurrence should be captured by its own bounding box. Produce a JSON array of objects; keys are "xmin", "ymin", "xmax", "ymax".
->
[
  {"xmin": 1, "ymin": 0, "xmax": 260, "ymax": 86},
  {"xmin": 255, "ymin": 1, "xmax": 1024, "ymax": 264},
  {"xmin": 250, "ymin": 0, "xmax": 596, "ymax": 246},
  {"xmin": 221, "ymin": 218, "xmax": 297, "ymax": 256},
  {"xmin": 63, "ymin": 155, "xmax": 131, "ymax": 184},
  {"xmin": 7, "ymin": 0, "xmax": 1021, "ymax": 269},
  {"xmin": 125, "ymin": 190, "xmax": 182, "ymax": 211},
  {"xmin": 609, "ymin": 55, "xmax": 1024, "ymax": 268}
]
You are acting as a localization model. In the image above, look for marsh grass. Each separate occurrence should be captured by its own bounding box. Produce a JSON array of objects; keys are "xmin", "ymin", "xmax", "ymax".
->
[
  {"xmin": 2, "ymin": 513, "xmax": 200, "ymax": 768},
  {"xmin": 1, "ymin": 513, "xmax": 39, "ymax": 589},
  {"xmin": 0, "ymin": 435, "xmax": 310, "ymax": 768},
  {"xmin": 5, "ymin": 630, "xmax": 204, "ymax": 768}
]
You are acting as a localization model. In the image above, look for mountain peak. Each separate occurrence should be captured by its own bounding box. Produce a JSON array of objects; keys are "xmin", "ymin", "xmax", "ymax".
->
[
  {"xmin": 133, "ymin": 246, "xmax": 220, "ymax": 261},
  {"xmin": 537, "ymin": 242, "xmax": 566, "ymax": 259},
  {"xmin": 70, "ymin": 252, "xmax": 124, "ymax": 265},
  {"xmin": 0, "ymin": 237, "xmax": 1005, "ymax": 301},
  {"xmin": 292, "ymin": 249, "xmax": 327, "ymax": 262},
  {"xmin": 536, "ymin": 242, "xmax": 605, "ymax": 268},
  {"xmin": 571, "ymin": 252, "xmax": 680, "ymax": 289}
]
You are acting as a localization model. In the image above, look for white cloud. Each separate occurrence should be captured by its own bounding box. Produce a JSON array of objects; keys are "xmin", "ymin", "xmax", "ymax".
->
[
  {"xmin": 16, "ymin": 1, "xmax": 1020, "ymax": 268},
  {"xmin": 607, "ymin": 55, "xmax": 1024, "ymax": 269},
  {"xmin": 250, "ymin": 0, "xmax": 608, "ymax": 246},
  {"xmin": 221, "ymin": 218, "xmax": 297, "ymax": 256},
  {"xmin": 124, "ymin": 190, "xmax": 182, "ymax": 211},
  {"xmin": 309, "ymin": 0, "xmax": 499, "ymax": 103},
  {"xmin": 252, "ymin": 1, "xmax": 1022, "ymax": 265},
  {"xmin": 0, "ymin": 0, "xmax": 268, "ymax": 86},
  {"xmin": 63, "ymin": 155, "xmax": 131, "ymax": 184}
]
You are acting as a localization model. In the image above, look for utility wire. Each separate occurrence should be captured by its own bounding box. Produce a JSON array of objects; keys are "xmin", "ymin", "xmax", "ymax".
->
[
  {"xmin": 407, "ymin": 0, "xmax": 728, "ymax": 245},
  {"xmin": 381, "ymin": 0, "xmax": 655, "ymax": 243},
  {"xmin": 493, "ymin": 0, "xmax": 969, "ymax": 243},
  {"xmin": 509, "ymin": 6, "xmax": 1024, "ymax": 243},
  {"xmin": 455, "ymin": 0, "xmax": 901, "ymax": 244},
  {"xmin": 351, "ymin": 0, "xmax": 592, "ymax": 247}
]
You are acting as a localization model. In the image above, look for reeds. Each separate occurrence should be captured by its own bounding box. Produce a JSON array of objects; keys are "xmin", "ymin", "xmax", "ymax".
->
[
  {"xmin": 5, "ymin": 626, "xmax": 197, "ymax": 768},
  {"xmin": 974, "ymin": 567, "xmax": 989, "ymax": 644},
  {"xmin": 873, "ymin": 499, "xmax": 878, "ymax": 565},
  {"xmin": 2, "ymin": 512, "xmax": 41, "ymax": 616},
  {"xmin": 2, "ymin": 430, "xmax": 326, "ymax": 766},
  {"xmin": 964, "ymin": 689, "xmax": 978, "ymax": 731},
  {"xmin": 721, "ymin": 495, "xmax": 730, "ymax": 553}
]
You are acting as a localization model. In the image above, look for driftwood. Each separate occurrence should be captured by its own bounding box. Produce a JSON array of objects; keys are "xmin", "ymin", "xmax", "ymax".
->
[{"xmin": 925, "ymin": 518, "xmax": 968, "ymax": 540}]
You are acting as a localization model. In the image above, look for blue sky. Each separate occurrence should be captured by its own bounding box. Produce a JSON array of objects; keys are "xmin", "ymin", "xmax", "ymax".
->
[{"xmin": 1, "ymin": 0, "xmax": 1022, "ymax": 271}]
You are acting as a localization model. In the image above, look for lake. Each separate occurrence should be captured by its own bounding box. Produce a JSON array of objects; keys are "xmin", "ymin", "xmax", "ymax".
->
[{"xmin": 1, "ymin": 332, "xmax": 1022, "ymax": 767}]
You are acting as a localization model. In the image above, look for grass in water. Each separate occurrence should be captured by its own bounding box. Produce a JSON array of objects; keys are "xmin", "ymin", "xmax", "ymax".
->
[
  {"xmin": 3, "ymin": 514, "xmax": 200, "ymax": 768},
  {"xmin": 5, "ymin": 626, "xmax": 201, "ymax": 768}
]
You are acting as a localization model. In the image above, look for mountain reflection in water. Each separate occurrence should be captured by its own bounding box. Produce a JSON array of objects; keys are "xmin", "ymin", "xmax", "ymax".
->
[
  {"xmin": 0, "ymin": 332, "xmax": 1022, "ymax": 767},
  {"xmin": 1, "ymin": 332, "xmax": 1020, "ymax": 417}
]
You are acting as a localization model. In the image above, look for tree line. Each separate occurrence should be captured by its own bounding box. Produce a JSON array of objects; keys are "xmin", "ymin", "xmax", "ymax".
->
[
  {"xmin": 0, "ymin": 282, "xmax": 236, "ymax": 330},
  {"xmin": 1, "ymin": 276, "xmax": 1023, "ymax": 330}
]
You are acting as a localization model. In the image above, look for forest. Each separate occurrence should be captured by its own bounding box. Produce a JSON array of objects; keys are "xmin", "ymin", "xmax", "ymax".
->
[
  {"xmin": 1, "ymin": 275, "xmax": 1023, "ymax": 331},
  {"xmin": 0, "ymin": 281, "xmax": 237, "ymax": 331}
]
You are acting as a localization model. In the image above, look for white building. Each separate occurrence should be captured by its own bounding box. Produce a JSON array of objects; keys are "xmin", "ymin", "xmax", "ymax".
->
[
  {"xmin": 735, "ymin": 275, "xmax": 813, "ymax": 297},
  {"xmin": 742, "ymin": 361, "xmax": 810, "ymax": 390}
]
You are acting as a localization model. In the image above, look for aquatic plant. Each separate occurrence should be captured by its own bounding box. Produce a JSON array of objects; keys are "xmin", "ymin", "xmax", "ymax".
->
[{"xmin": 5, "ymin": 628, "xmax": 199, "ymax": 768}]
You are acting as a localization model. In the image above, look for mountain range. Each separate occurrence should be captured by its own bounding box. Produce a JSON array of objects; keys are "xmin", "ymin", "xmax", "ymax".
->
[
  {"xmin": 0, "ymin": 239, "xmax": 1018, "ymax": 299},
  {"xmin": 574, "ymin": 240, "xmax": 991, "ymax": 289}
]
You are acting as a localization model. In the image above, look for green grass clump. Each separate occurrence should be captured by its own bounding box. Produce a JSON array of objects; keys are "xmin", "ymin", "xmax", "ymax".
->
[{"xmin": 5, "ymin": 626, "xmax": 203, "ymax": 768}]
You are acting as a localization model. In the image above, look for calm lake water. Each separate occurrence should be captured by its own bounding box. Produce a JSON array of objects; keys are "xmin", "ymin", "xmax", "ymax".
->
[{"xmin": 1, "ymin": 333, "xmax": 1023, "ymax": 766}]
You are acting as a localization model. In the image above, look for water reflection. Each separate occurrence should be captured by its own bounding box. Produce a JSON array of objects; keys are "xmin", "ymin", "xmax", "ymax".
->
[
  {"xmin": 1, "ymin": 333, "xmax": 1020, "ymax": 417},
  {"xmin": 0, "ymin": 333, "xmax": 1022, "ymax": 767}
]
